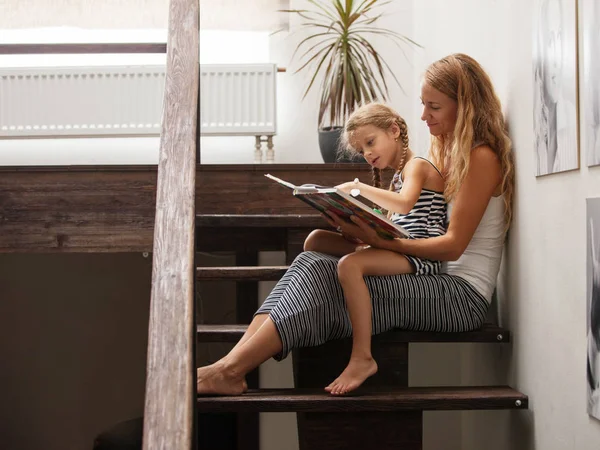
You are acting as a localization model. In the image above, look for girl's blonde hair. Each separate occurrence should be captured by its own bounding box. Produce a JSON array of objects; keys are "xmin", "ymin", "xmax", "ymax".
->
[
  {"xmin": 342, "ymin": 102, "xmax": 409, "ymax": 192},
  {"xmin": 424, "ymin": 53, "xmax": 514, "ymax": 226}
]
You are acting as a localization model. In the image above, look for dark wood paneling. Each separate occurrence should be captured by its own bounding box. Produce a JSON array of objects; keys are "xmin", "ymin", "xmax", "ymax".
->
[
  {"xmin": 234, "ymin": 251, "xmax": 259, "ymax": 450},
  {"xmin": 197, "ymin": 323, "xmax": 511, "ymax": 344},
  {"xmin": 0, "ymin": 43, "xmax": 167, "ymax": 54},
  {"xmin": 285, "ymin": 228, "xmax": 312, "ymax": 264},
  {"xmin": 196, "ymin": 164, "xmax": 371, "ymax": 215},
  {"xmin": 196, "ymin": 266, "xmax": 288, "ymax": 281},
  {"xmin": 196, "ymin": 228, "xmax": 288, "ymax": 253},
  {"xmin": 196, "ymin": 214, "xmax": 326, "ymax": 228},
  {"xmin": 292, "ymin": 336, "xmax": 410, "ymax": 449},
  {"xmin": 293, "ymin": 340, "xmax": 409, "ymax": 388},
  {"xmin": 0, "ymin": 164, "xmax": 370, "ymax": 253},
  {"xmin": 195, "ymin": 386, "xmax": 528, "ymax": 413},
  {"xmin": 299, "ymin": 412, "xmax": 422, "ymax": 450}
]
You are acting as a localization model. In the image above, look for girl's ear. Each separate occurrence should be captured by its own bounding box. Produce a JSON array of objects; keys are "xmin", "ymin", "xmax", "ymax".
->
[{"xmin": 389, "ymin": 122, "xmax": 400, "ymax": 140}]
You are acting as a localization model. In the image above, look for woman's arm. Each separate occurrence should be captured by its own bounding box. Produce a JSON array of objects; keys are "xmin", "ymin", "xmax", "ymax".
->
[
  {"xmin": 337, "ymin": 159, "xmax": 429, "ymax": 215},
  {"xmin": 330, "ymin": 146, "xmax": 502, "ymax": 261}
]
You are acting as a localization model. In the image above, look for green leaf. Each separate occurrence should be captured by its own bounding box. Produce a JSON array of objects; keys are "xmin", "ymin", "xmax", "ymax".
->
[{"xmin": 280, "ymin": 0, "xmax": 421, "ymax": 127}]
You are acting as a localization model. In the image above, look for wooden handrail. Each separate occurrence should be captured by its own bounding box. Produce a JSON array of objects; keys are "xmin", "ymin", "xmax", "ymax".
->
[
  {"xmin": 142, "ymin": 0, "xmax": 198, "ymax": 448},
  {"xmin": 0, "ymin": 43, "xmax": 167, "ymax": 54}
]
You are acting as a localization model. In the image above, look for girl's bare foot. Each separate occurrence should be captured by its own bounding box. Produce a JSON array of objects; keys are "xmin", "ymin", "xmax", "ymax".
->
[
  {"xmin": 196, "ymin": 363, "xmax": 248, "ymax": 396},
  {"xmin": 324, "ymin": 357, "xmax": 378, "ymax": 395}
]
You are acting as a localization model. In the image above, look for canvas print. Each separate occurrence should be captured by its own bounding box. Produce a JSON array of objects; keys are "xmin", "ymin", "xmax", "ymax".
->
[
  {"xmin": 532, "ymin": 0, "xmax": 579, "ymax": 176},
  {"xmin": 580, "ymin": 0, "xmax": 600, "ymax": 167},
  {"xmin": 587, "ymin": 198, "xmax": 600, "ymax": 420}
]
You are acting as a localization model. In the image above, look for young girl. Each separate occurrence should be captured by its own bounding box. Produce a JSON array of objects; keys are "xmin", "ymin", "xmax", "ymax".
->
[{"xmin": 303, "ymin": 103, "xmax": 446, "ymax": 395}]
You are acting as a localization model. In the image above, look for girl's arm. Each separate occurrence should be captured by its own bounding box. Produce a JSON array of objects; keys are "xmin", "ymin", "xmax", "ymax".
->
[
  {"xmin": 337, "ymin": 159, "xmax": 429, "ymax": 214},
  {"xmin": 331, "ymin": 146, "xmax": 502, "ymax": 261}
]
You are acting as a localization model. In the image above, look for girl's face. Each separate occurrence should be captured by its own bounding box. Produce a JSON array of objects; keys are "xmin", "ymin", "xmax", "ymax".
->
[
  {"xmin": 349, "ymin": 123, "xmax": 401, "ymax": 170},
  {"xmin": 420, "ymin": 82, "xmax": 458, "ymax": 137}
]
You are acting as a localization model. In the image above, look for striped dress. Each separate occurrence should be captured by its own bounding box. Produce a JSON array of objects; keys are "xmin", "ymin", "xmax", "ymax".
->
[{"xmin": 390, "ymin": 157, "xmax": 446, "ymax": 275}]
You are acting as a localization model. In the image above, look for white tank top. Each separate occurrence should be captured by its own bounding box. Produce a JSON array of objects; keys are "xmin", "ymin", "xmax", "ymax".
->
[{"xmin": 442, "ymin": 195, "xmax": 506, "ymax": 303}]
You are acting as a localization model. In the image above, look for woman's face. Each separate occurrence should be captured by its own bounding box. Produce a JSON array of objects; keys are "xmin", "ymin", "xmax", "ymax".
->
[{"xmin": 420, "ymin": 82, "xmax": 458, "ymax": 137}]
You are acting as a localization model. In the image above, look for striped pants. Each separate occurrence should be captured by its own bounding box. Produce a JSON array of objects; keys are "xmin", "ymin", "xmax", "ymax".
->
[{"xmin": 256, "ymin": 251, "xmax": 489, "ymax": 360}]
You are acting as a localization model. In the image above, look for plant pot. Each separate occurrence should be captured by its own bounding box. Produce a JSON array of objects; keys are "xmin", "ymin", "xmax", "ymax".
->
[{"xmin": 318, "ymin": 127, "xmax": 365, "ymax": 163}]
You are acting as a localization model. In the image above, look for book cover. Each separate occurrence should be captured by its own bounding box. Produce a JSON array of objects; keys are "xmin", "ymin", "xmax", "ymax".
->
[{"xmin": 265, "ymin": 174, "xmax": 411, "ymax": 240}]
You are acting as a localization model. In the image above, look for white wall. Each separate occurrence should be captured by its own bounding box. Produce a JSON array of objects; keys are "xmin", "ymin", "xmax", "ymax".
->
[{"xmin": 411, "ymin": 0, "xmax": 600, "ymax": 449}]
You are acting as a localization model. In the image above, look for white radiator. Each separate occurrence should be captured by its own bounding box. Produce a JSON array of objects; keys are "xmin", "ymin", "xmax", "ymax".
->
[
  {"xmin": 0, "ymin": 63, "xmax": 278, "ymax": 162},
  {"xmin": 0, "ymin": 66, "xmax": 166, "ymax": 137}
]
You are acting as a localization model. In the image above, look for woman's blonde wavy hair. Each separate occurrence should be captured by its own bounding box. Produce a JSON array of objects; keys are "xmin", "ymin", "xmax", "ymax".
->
[{"xmin": 424, "ymin": 53, "xmax": 515, "ymax": 226}]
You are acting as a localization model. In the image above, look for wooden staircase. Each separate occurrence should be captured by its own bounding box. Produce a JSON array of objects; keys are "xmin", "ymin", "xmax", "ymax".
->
[{"xmin": 194, "ymin": 213, "xmax": 528, "ymax": 450}]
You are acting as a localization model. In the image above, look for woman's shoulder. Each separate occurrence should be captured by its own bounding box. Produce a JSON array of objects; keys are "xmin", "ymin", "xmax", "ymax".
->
[
  {"xmin": 469, "ymin": 145, "xmax": 503, "ymax": 193},
  {"xmin": 470, "ymin": 144, "xmax": 501, "ymax": 168}
]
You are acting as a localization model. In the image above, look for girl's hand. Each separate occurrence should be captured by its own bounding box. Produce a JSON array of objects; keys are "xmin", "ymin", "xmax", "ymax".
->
[
  {"xmin": 324, "ymin": 212, "xmax": 382, "ymax": 248},
  {"xmin": 335, "ymin": 180, "xmax": 360, "ymax": 195}
]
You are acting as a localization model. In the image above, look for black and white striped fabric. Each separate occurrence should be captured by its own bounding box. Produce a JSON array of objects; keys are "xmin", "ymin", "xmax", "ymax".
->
[
  {"xmin": 256, "ymin": 251, "xmax": 489, "ymax": 360},
  {"xmin": 390, "ymin": 157, "xmax": 447, "ymax": 275}
]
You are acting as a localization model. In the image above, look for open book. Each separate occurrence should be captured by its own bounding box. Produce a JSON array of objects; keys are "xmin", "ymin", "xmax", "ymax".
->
[{"xmin": 265, "ymin": 174, "xmax": 411, "ymax": 240}]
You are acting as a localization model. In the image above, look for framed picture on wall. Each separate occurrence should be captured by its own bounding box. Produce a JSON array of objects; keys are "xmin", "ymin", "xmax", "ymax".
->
[
  {"xmin": 532, "ymin": 0, "xmax": 579, "ymax": 176},
  {"xmin": 579, "ymin": 0, "xmax": 600, "ymax": 167},
  {"xmin": 587, "ymin": 198, "xmax": 600, "ymax": 421}
]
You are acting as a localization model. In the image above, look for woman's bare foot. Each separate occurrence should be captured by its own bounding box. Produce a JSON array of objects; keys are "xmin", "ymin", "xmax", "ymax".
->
[
  {"xmin": 324, "ymin": 357, "xmax": 378, "ymax": 395},
  {"xmin": 196, "ymin": 362, "xmax": 248, "ymax": 396}
]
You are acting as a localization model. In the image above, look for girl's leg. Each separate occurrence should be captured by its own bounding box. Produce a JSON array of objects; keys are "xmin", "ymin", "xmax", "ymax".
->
[
  {"xmin": 325, "ymin": 248, "xmax": 414, "ymax": 395},
  {"xmin": 304, "ymin": 229, "xmax": 359, "ymax": 256},
  {"xmin": 197, "ymin": 316, "xmax": 283, "ymax": 395}
]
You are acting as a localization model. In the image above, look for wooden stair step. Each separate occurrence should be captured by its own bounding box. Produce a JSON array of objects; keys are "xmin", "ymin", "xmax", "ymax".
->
[
  {"xmin": 197, "ymin": 323, "xmax": 510, "ymax": 343},
  {"xmin": 197, "ymin": 386, "xmax": 527, "ymax": 413},
  {"xmin": 196, "ymin": 214, "xmax": 326, "ymax": 228},
  {"xmin": 197, "ymin": 266, "xmax": 288, "ymax": 281}
]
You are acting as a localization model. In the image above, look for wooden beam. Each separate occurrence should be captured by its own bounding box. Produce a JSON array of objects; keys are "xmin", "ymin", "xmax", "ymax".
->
[
  {"xmin": 0, "ymin": 43, "xmax": 167, "ymax": 54},
  {"xmin": 197, "ymin": 323, "xmax": 511, "ymax": 344},
  {"xmin": 0, "ymin": 164, "xmax": 370, "ymax": 253},
  {"xmin": 196, "ymin": 386, "xmax": 528, "ymax": 413},
  {"xmin": 142, "ymin": 0, "xmax": 198, "ymax": 448}
]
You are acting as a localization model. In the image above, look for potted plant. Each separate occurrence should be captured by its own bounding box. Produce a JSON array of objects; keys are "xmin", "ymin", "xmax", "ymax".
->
[{"xmin": 282, "ymin": 0, "xmax": 420, "ymax": 162}]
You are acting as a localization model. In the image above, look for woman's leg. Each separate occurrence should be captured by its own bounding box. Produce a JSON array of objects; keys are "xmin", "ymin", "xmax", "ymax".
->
[
  {"xmin": 199, "ymin": 250, "xmax": 490, "ymax": 395},
  {"xmin": 197, "ymin": 316, "xmax": 283, "ymax": 395},
  {"xmin": 196, "ymin": 250, "xmax": 304, "ymax": 395},
  {"xmin": 304, "ymin": 229, "xmax": 358, "ymax": 256},
  {"xmin": 326, "ymin": 248, "xmax": 414, "ymax": 395},
  {"xmin": 230, "ymin": 313, "xmax": 269, "ymax": 352}
]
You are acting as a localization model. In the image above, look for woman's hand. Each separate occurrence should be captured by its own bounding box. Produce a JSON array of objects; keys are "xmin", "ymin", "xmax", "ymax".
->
[{"xmin": 323, "ymin": 211, "xmax": 382, "ymax": 248}]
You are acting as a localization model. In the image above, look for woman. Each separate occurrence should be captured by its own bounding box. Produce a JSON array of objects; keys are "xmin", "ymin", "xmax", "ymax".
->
[{"xmin": 196, "ymin": 53, "xmax": 515, "ymax": 396}]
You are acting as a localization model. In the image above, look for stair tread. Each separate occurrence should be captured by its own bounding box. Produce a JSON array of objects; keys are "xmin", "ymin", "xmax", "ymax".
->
[
  {"xmin": 197, "ymin": 323, "xmax": 510, "ymax": 343},
  {"xmin": 196, "ymin": 266, "xmax": 288, "ymax": 281},
  {"xmin": 197, "ymin": 386, "xmax": 527, "ymax": 413},
  {"xmin": 196, "ymin": 214, "xmax": 326, "ymax": 228}
]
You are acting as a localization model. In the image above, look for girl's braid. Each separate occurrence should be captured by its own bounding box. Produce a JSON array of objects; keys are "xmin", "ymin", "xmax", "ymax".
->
[
  {"xmin": 387, "ymin": 117, "xmax": 410, "ymax": 191},
  {"xmin": 371, "ymin": 167, "xmax": 382, "ymax": 189}
]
